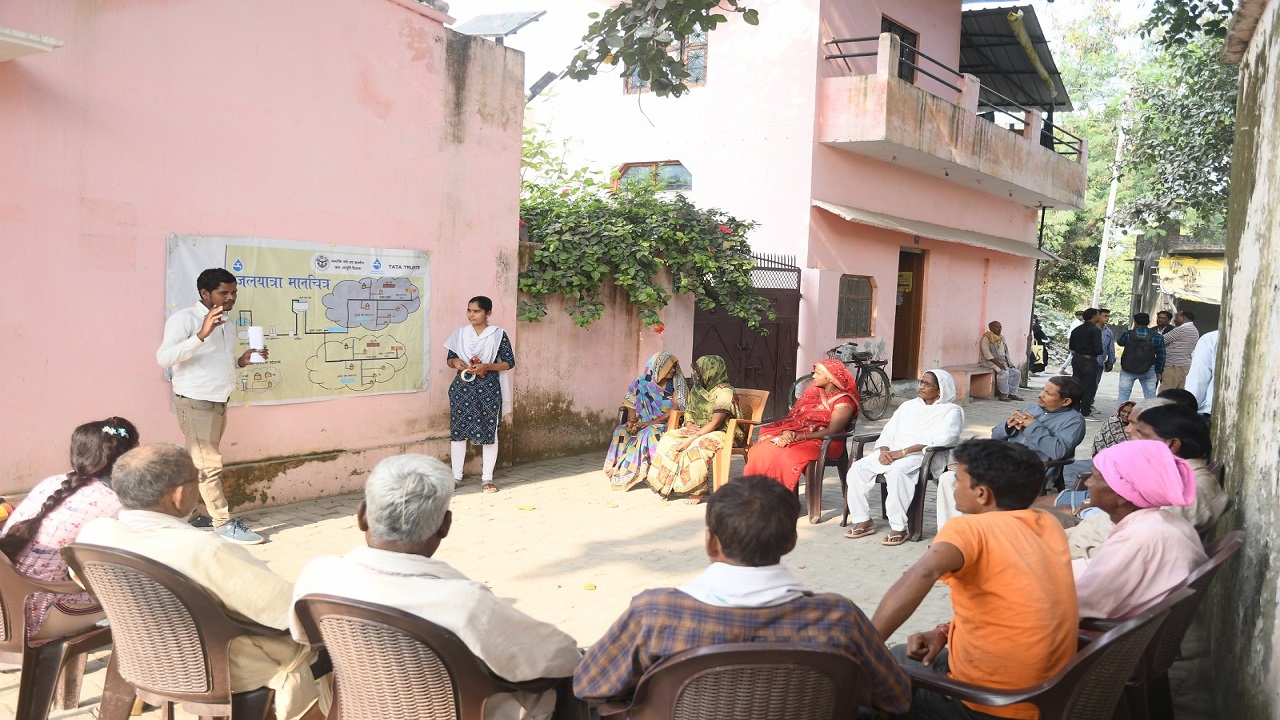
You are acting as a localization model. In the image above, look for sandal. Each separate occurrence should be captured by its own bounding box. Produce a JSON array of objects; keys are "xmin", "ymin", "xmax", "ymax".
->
[
  {"xmin": 881, "ymin": 530, "xmax": 909, "ymax": 546},
  {"xmin": 843, "ymin": 522, "xmax": 876, "ymax": 539},
  {"xmin": 482, "ymin": 482, "xmax": 499, "ymax": 493}
]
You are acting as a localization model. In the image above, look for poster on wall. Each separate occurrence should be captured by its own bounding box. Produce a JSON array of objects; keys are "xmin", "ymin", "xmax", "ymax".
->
[{"xmin": 166, "ymin": 234, "xmax": 430, "ymax": 406}]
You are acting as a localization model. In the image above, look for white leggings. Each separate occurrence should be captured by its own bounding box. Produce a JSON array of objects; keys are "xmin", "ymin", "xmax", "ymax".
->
[{"xmin": 451, "ymin": 433, "xmax": 498, "ymax": 482}]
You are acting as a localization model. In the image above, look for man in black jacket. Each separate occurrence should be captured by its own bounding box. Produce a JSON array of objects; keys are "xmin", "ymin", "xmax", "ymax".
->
[{"xmin": 1068, "ymin": 308, "xmax": 1104, "ymax": 417}]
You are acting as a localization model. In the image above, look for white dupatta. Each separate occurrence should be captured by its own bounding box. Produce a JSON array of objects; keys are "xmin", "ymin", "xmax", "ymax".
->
[{"xmin": 443, "ymin": 325, "xmax": 513, "ymax": 416}]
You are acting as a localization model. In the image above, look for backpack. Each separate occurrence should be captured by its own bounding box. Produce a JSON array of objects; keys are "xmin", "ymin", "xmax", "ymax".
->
[{"xmin": 1121, "ymin": 330, "xmax": 1156, "ymax": 373}]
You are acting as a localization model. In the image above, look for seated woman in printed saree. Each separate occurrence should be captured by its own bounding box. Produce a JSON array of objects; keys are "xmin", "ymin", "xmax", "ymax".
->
[
  {"xmin": 0, "ymin": 417, "xmax": 137, "ymax": 641},
  {"xmin": 742, "ymin": 359, "xmax": 860, "ymax": 493},
  {"xmin": 646, "ymin": 355, "xmax": 738, "ymax": 504},
  {"xmin": 604, "ymin": 352, "xmax": 689, "ymax": 491}
]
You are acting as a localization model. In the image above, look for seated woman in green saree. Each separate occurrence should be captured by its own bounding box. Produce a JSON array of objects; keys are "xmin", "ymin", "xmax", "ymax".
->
[{"xmin": 646, "ymin": 355, "xmax": 737, "ymax": 504}]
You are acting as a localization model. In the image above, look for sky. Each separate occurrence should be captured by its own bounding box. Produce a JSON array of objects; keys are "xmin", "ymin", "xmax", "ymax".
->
[{"xmin": 442, "ymin": 0, "xmax": 1154, "ymax": 96}]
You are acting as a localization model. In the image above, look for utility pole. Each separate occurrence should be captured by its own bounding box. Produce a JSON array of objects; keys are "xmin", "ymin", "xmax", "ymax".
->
[{"xmin": 1092, "ymin": 106, "xmax": 1127, "ymax": 308}]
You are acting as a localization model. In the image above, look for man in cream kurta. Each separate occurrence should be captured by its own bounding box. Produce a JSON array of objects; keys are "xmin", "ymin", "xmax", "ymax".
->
[
  {"xmin": 290, "ymin": 454, "xmax": 580, "ymax": 720},
  {"xmin": 76, "ymin": 445, "xmax": 323, "ymax": 720}
]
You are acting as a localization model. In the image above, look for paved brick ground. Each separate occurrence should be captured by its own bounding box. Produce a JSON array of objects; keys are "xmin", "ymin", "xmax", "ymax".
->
[{"xmin": 1, "ymin": 371, "xmax": 1220, "ymax": 718}]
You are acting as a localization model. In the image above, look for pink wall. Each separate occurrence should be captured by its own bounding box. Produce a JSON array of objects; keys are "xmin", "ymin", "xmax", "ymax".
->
[
  {"xmin": 819, "ymin": 0, "xmax": 962, "ymax": 102},
  {"xmin": 0, "ymin": 1, "xmax": 525, "ymax": 501}
]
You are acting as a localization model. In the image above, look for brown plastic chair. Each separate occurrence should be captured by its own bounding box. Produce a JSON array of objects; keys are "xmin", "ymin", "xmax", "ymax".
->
[
  {"xmin": 1080, "ymin": 530, "xmax": 1245, "ymax": 720},
  {"xmin": 593, "ymin": 642, "xmax": 871, "ymax": 720},
  {"xmin": 667, "ymin": 389, "xmax": 770, "ymax": 492},
  {"xmin": 294, "ymin": 594, "xmax": 580, "ymax": 720},
  {"xmin": 781, "ymin": 373, "xmax": 860, "ymax": 523},
  {"xmin": 843, "ymin": 432, "xmax": 955, "ymax": 541},
  {"xmin": 60, "ymin": 543, "xmax": 281, "ymax": 720},
  {"xmin": 905, "ymin": 588, "xmax": 1188, "ymax": 720},
  {"xmin": 0, "ymin": 554, "xmax": 112, "ymax": 720}
]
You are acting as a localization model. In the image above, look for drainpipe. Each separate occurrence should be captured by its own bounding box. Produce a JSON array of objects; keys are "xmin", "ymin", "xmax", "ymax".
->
[{"xmin": 1007, "ymin": 10, "xmax": 1056, "ymax": 101}]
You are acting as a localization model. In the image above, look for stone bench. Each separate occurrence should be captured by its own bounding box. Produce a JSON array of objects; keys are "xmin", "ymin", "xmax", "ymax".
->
[{"xmin": 941, "ymin": 364, "xmax": 995, "ymax": 404}]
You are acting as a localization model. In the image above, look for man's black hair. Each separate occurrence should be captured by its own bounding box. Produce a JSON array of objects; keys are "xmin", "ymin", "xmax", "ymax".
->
[
  {"xmin": 1156, "ymin": 388, "xmax": 1200, "ymax": 414},
  {"xmin": 1081, "ymin": 308, "xmax": 1099, "ymax": 321},
  {"xmin": 1156, "ymin": 310, "xmax": 1173, "ymax": 320},
  {"xmin": 1047, "ymin": 376, "xmax": 1083, "ymax": 408},
  {"xmin": 1133, "ymin": 313, "xmax": 1150, "ymax": 325},
  {"xmin": 706, "ymin": 475, "xmax": 799, "ymax": 567},
  {"xmin": 954, "ymin": 439, "xmax": 1045, "ymax": 511},
  {"xmin": 1178, "ymin": 309, "xmax": 1197, "ymax": 322},
  {"xmin": 1099, "ymin": 308, "xmax": 1112, "ymax": 314},
  {"xmin": 197, "ymin": 268, "xmax": 237, "ymax": 294},
  {"xmin": 1136, "ymin": 404, "xmax": 1212, "ymax": 459}
]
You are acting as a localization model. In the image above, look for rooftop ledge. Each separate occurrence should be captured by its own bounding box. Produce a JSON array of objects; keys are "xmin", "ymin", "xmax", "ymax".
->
[
  {"xmin": 817, "ymin": 34, "xmax": 1088, "ymax": 211},
  {"xmin": 0, "ymin": 27, "xmax": 63, "ymax": 63}
]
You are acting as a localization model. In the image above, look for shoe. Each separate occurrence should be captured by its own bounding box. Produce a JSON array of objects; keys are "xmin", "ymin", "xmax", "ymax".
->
[
  {"xmin": 189, "ymin": 513, "xmax": 214, "ymax": 529},
  {"xmin": 1008, "ymin": 394, "xmax": 1025, "ymax": 401},
  {"xmin": 215, "ymin": 518, "xmax": 265, "ymax": 545}
]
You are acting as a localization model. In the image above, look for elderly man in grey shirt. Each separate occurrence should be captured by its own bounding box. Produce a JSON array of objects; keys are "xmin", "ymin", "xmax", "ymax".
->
[{"xmin": 937, "ymin": 376, "xmax": 1087, "ymax": 528}]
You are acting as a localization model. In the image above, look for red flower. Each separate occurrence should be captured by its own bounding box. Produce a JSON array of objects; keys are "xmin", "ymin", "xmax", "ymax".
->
[
  {"xmin": 717, "ymin": 224, "xmax": 732, "ymax": 234},
  {"xmin": 561, "ymin": 189, "xmax": 571, "ymax": 195},
  {"xmin": 519, "ymin": 218, "xmax": 525, "ymax": 227},
  {"xmin": 653, "ymin": 324, "xmax": 665, "ymax": 334}
]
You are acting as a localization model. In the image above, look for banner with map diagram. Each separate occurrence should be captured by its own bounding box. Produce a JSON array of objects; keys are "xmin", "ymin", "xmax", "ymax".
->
[{"xmin": 165, "ymin": 234, "xmax": 430, "ymax": 405}]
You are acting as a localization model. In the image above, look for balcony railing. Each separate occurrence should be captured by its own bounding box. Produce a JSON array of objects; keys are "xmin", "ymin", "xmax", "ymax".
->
[{"xmin": 824, "ymin": 35, "xmax": 1085, "ymax": 161}]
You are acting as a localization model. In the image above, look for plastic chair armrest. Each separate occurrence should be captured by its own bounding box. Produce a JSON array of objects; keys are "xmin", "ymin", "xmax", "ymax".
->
[
  {"xmin": 22, "ymin": 576, "xmax": 88, "ymax": 595},
  {"xmin": 595, "ymin": 701, "xmax": 630, "ymax": 719},
  {"xmin": 904, "ymin": 664, "xmax": 1040, "ymax": 707},
  {"xmin": 852, "ymin": 432, "xmax": 883, "ymax": 459}
]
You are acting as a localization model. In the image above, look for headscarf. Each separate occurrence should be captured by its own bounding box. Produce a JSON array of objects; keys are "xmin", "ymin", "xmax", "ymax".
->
[
  {"xmin": 923, "ymin": 368, "xmax": 957, "ymax": 405},
  {"xmin": 624, "ymin": 352, "xmax": 688, "ymax": 421},
  {"xmin": 814, "ymin": 358, "xmax": 857, "ymax": 396},
  {"xmin": 1093, "ymin": 439, "xmax": 1196, "ymax": 508},
  {"xmin": 686, "ymin": 355, "xmax": 736, "ymax": 426}
]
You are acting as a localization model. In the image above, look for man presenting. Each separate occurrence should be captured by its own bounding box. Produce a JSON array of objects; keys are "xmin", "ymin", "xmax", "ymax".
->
[
  {"xmin": 979, "ymin": 321, "xmax": 1022, "ymax": 402},
  {"xmin": 156, "ymin": 267, "xmax": 265, "ymax": 544}
]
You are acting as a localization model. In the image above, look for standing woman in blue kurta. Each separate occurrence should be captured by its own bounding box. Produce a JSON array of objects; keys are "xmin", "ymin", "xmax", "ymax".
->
[{"xmin": 444, "ymin": 296, "xmax": 515, "ymax": 493}]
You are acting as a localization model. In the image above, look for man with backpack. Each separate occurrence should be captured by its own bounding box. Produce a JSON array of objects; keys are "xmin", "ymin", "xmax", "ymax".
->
[{"xmin": 1116, "ymin": 312, "xmax": 1166, "ymax": 404}]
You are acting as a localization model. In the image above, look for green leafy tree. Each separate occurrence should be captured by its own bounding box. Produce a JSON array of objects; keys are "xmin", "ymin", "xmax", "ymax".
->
[
  {"xmin": 566, "ymin": 1, "xmax": 758, "ymax": 97},
  {"xmin": 518, "ymin": 124, "xmax": 774, "ymax": 331},
  {"xmin": 1142, "ymin": 0, "xmax": 1234, "ymax": 46},
  {"xmin": 1118, "ymin": 35, "xmax": 1237, "ymax": 231}
]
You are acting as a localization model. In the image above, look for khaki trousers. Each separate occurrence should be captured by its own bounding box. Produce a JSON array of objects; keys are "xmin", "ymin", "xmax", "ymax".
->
[
  {"xmin": 1161, "ymin": 364, "xmax": 1190, "ymax": 390},
  {"xmin": 175, "ymin": 395, "xmax": 232, "ymax": 524}
]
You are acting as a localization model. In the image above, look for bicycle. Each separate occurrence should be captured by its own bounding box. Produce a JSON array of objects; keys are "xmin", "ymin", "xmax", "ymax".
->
[{"xmin": 786, "ymin": 343, "xmax": 893, "ymax": 421}]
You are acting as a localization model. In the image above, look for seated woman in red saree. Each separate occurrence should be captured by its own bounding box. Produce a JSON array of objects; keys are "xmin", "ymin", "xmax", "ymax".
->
[{"xmin": 743, "ymin": 359, "xmax": 860, "ymax": 492}]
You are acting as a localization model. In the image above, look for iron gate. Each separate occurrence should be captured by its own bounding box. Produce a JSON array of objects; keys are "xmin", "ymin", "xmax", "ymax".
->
[{"xmin": 692, "ymin": 254, "xmax": 801, "ymax": 419}]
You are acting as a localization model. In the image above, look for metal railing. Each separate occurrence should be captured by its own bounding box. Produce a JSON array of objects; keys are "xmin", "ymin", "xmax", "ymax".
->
[{"xmin": 823, "ymin": 35, "xmax": 1084, "ymax": 161}]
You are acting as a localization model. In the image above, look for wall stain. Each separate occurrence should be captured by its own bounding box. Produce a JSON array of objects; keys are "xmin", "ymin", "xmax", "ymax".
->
[
  {"xmin": 444, "ymin": 32, "xmax": 477, "ymax": 144},
  {"xmin": 221, "ymin": 449, "xmax": 344, "ymax": 509},
  {"xmin": 512, "ymin": 390, "xmax": 615, "ymax": 464}
]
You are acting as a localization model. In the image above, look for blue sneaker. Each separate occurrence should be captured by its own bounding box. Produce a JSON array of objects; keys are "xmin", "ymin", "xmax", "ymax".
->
[{"xmin": 215, "ymin": 518, "xmax": 265, "ymax": 545}]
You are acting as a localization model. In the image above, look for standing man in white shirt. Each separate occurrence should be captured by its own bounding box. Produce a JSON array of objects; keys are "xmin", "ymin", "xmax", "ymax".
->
[
  {"xmin": 1185, "ymin": 330, "xmax": 1219, "ymax": 419},
  {"xmin": 156, "ymin": 268, "xmax": 266, "ymax": 544}
]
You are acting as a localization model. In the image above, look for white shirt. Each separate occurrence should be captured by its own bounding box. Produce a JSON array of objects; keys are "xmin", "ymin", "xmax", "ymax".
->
[
  {"xmin": 157, "ymin": 302, "xmax": 237, "ymax": 402},
  {"xmin": 1185, "ymin": 331, "xmax": 1218, "ymax": 413},
  {"xmin": 291, "ymin": 546, "xmax": 580, "ymax": 720}
]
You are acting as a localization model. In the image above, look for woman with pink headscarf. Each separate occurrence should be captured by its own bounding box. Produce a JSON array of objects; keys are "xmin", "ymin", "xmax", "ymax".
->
[{"xmin": 1073, "ymin": 440, "xmax": 1208, "ymax": 619}]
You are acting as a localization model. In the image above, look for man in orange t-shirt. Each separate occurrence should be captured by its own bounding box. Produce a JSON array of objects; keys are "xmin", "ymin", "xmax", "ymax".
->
[{"xmin": 872, "ymin": 439, "xmax": 1078, "ymax": 720}]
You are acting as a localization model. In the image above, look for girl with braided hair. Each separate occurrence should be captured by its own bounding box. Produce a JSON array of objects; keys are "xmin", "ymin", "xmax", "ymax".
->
[{"xmin": 0, "ymin": 417, "xmax": 137, "ymax": 640}]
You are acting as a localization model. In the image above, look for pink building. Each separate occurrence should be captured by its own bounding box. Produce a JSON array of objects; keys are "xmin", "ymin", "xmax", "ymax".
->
[
  {"xmin": 0, "ymin": 0, "xmax": 528, "ymax": 502},
  {"xmin": 521, "ymin": 0, "xmax": 1086, "ymax": 399}
]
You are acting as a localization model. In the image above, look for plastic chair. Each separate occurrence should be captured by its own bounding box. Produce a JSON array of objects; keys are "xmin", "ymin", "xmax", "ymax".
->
[
  {"xmin": 593, "ymin": 642, "xmax": 871, "ymax": 720},
  {"xmin": 668, "ymin": 389, "xmax": 770, "ymax": 492},
  {"xmin": 61, "ymin": 544, "xmax": 281, "ymax": 720},
  {"xmin": 781, "ymin": 373, "xmax": 860, "ymax": 523},
  {"xmin": 0, "ymin": 554, "xmax": 112, "ymax": 720},
  {"xmin": 905, "ymin": 588, "xmax": 1189, "ymax": 720},
  {"xmin": 843, "ymin": 433, "xmax": 955, "ymax": 541},
  {"xmin": 1080, "ymin": 530, "xmax": 1245, "ymax": 720},
  {"xmin": 294, "ymin": 594, "xmax": 580, "ymax": 720}
]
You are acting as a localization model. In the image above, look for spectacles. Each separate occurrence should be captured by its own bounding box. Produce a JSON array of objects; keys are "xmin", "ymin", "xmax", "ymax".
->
[{"xmin": 918, "ymin": 380, "xmax": 938, "ymax": 388}]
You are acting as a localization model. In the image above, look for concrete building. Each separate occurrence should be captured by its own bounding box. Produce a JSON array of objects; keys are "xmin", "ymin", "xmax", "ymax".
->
[
  {"xmin": 0, "ymin": 0, "xmax": 527, "ymax": 503},
  {"xmin": 520, "ymin": 0, "xmax": 1087, "ymax": 397}
]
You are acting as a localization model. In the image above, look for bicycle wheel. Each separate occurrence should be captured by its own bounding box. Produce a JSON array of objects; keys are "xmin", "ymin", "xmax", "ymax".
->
[{"xmin": 858, "ymin": 366, "xmax": 892, "ymax": 420}]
